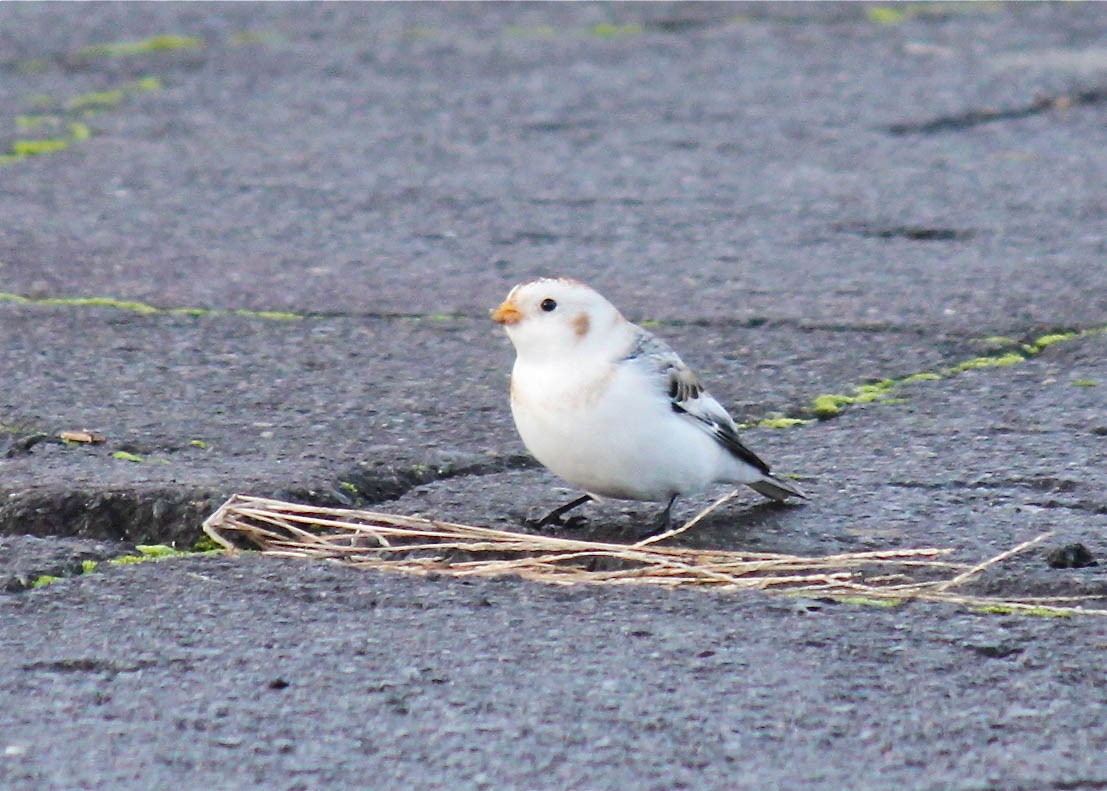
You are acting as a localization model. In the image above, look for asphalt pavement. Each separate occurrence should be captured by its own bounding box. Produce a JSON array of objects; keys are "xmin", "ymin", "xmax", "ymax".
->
[{"xmin": 1, "ymin": 3, "xmax": 1105, "ymax": 789}]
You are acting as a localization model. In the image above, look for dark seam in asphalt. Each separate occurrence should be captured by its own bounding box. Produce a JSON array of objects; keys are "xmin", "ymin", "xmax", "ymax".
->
[{"xmin": 886, "ymin": 86, "xmax": 1107, "ymax": 135}]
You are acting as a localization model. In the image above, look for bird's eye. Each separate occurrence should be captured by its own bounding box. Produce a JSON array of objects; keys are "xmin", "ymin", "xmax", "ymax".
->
[{"xmin": 540, "ymin": 298, "xmax": 557, "ymax": 312}]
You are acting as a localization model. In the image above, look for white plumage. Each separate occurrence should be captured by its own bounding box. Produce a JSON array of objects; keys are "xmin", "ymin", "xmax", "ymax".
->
[{"xmin": 491, "ymin": 277, "xmax": 805, "ymax": 531}]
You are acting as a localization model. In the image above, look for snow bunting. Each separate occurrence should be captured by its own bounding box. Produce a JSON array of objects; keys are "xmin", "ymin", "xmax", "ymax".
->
[{"xmin": 491, "ymin": 277, "xmax": 805, "ymax": 532}]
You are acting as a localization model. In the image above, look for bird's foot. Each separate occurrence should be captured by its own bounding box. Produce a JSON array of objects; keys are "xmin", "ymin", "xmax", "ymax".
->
[
  {"xmin": 635, "ymin": 494, "xmax": 679, "ymax": 540},
  {"xmin": 524, "ymin": 513, "xmax": 590, "ymax": 531},
  {"xmin": 523, "ymin": 494, "xmax": 594, "ymax": 531}
]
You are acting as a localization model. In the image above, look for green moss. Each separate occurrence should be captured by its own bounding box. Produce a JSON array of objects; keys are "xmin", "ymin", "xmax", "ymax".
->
[
  {"xmin": 235, "ymin": 310, "xmax": 303, "ymax": 321},
  {"xmin": 137, "ymin": 544, "xmax": 186, "ymax": 558},
  {"xmin": 810, "ymin": 394, "xmax": 849, "ymax": 418},
  {"xmin": 66, "ymin": 89, "xmax": 125, "ymax": 111},
  {"xmin": 902, "ymin": 372, "xmax": 941, "ymax": 383},
  {"xmin": 111, "ymin": 543, "xmax": 220, "ymax": 565},
  {"xmin": 12, "ymin": 138, "xmax": 70, "ymax": 156},
  {"xmin": 80, "ymin": 560, "xmax": 99, "ymax": 574},
  {"xmin": 188, "ymin": 439, "xmax": 208, "ymax": 448},
  {"xmin": 588, "ymin": 23, "xmax": 644, "ymax": 38},
  {"xmin": 3, "ymin": 78, "xmax": 161, "ymax": 165},
  {"xmin": 503, "ymin": 25, "xmax": 557, "ymax": 38},
  {"xmin": 805, "ymin": 339, "xmax": 1057, "ymax": 421},
  {"xmin": 111, "ymin": 547, "xmax": 180, "ymax": 564},
  {"xmin": 192, "ymin": 535, "xmax": 223, "ymax": 553},
  {"xmin": 338, "ymin": 481, "xmax": 359, "ymax": 494},
  {"xmin": 2, "ymin": 94, "xmax": 120, "ymax": 165},
  {"xmin": 1029, "ymin": 332, "xmax": 1078, "ymax": 352},
  {"xmin": 1073, "ymin": 379, "xmax": 1097, "ymax": 387},
  {"xmin": 4, "ymin": 125, "xmax": 93, "ymax": 164},
  {"xmin": 866, "ymin": 2, "xmax": 996, "ymax": 24},
  {"xmin": 229, "ymin": 31, "xmax": 282, "ymax": 46},
  {"xmin": 947, "ymin": 352, "xmax": 1026, "ymax": 374},
  {"xmin": 135, "ymin": 75, "xmax": 164, "ymax": 92},
  {"xmin": 69, "ymin": 122, "xmax": 93, "ymax": 141},
  {"xmin": 867, "ymin": 6, "xmax": 907, "ymax": 23},
  {"xmin": 109, "ymin": 554, "xmax": 146, "ymax": 566},
  {"xmin": 401, "ymin": 26, "xmax": 439, "ymax": 41},
  {"xmin": 64, "ymin": 78, "xmax": 161, "ymax": 115},
  {"xmin": 802, "ymin": 328, "xmax": 1101, "ymax": 420},
  {"xmin": 77, "ymin": 34, "xmax": 204, "ymax": 59},
  {"xmin": 52, "ymin": 297, "xmax": 154, "ymax": 313},
  {"xmin": 977, "ymin": 335, "xmax": 1019, "ymax": 347},
  {"xmin": 15, "ymin": 114, "xmax": 59, "ymax": 130},
  {"xmin": 850, "ymin": 387, "xmax": 886, "ymax": 404},
  {"xmin": 756, "ymin": 417, "xmax": 813, "ymax": 429},
  {"xmin": 0, "ymin": 291, "xmax": 303, "ymax": 321},
  {"xmin": 112, "ymin": 451, "xmax": 145, "ymax": 463},
  {"xmin": 31, "ymin": 575, "xmax": 62, "ymax": 588},
  {"xmin": 833, "ymin": 596, "xmax": 902, "ymax": 608},
  {"xmin": 974, "ymin": 604, "xmax": 1074, "ymax": 618},
  {"xmin": 808, "ymin": 376, "xmax": 910, "ymax": 418}
]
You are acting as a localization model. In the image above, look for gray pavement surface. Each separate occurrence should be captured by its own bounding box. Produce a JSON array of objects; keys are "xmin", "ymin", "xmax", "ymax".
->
[{"xmin": 1, "ymin": 3, "xmax": 1105, "ymax": 789}]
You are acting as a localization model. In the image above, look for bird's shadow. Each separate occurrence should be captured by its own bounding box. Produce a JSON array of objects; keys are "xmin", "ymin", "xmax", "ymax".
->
[{"xmin": 520, "ymin": 498, "xmax": 805, "ymax": 552}]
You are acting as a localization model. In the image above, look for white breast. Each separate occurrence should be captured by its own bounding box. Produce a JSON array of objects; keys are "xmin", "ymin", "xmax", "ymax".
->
[{"xmin": 509, "ymin": 358, "xmax": 730, "ymax": 501}]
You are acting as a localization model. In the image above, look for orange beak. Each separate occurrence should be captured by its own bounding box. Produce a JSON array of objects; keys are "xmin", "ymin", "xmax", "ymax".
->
[{"xmin": 491, "ymin": 301, "xmax": 522, "ymax": 325}]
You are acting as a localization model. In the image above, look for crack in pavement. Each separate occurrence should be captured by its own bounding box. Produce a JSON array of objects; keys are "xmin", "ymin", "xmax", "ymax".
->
[
  {"xmin": 327, "ymin": 453, "xmax": 539, "ymax": 507},
  {"xmin": 786, "ymin": 326, "xmax": 1106, "ymax": 422},
  {"xmin": 0, "ymin": 288, "xmax": 1072, "ymax": 337},
  {"xmin": 886, "ymin": 85, "xmax": 1107, "ymax": 135},
  {"xmin": 0, "ymin": 291, "xmax": 303, "ymax": 321},
  {"xmin": 890, "ymin": 476, "xmax": 1081, "ymax": 493},
  {"xmin": 1028, "ymin": 500, "xmax": 1107, "ymax": 516},
  {"xmin": 836, "ymin": 223, "xmax": 975, "ymax": 242},
  {"xmin": 1, "ymin": 294, "xmax": 1101, "ymax": 543}
]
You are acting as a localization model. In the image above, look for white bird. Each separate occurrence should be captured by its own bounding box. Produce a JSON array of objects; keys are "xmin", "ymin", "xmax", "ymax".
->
[{"xmin": 491, "ymin": 277, "xmax": 806, "ymax": 533}]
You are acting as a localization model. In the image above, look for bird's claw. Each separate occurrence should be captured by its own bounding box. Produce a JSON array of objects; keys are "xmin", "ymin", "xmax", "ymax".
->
[{"xmin": 523, "ymin": 513, "xmax": 589, "ymax": 531}]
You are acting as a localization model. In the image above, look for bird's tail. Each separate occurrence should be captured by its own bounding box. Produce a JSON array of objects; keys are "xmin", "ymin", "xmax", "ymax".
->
[{"xmin": 747, "ymin": 474, "xmax": 807, "ymax": 502}]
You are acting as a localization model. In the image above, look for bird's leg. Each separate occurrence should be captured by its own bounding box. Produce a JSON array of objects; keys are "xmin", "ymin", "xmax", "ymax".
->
[
  {"xmin": 640, "ymin": 494, "xmax": 679, "ymax": 538},
  {"xmin": 526, "ymin": 494, "xmax": 593, "ymax": 530}
]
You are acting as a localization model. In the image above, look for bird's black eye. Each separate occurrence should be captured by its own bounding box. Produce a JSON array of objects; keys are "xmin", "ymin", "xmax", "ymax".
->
[{"xmin": 540, "ymin": 298, "xmax": 557, "ymax": 312}]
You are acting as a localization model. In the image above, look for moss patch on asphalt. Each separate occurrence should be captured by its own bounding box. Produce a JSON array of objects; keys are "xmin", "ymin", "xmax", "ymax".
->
[
  {"xmin": 30, "ymin": 574, "xmax": 63, "ymax": 589},
  {"xmin": 974, "ymin": 604, "xmax": 1076, "ymax": 618},
  {"xmin": 0, "ymin": 292, "xmax": 302, "ymax": 321},
  {"xmin": 109, "ymin": 544, "xmax": 196, "ymax": 564},
  {"xmin": 76, "ymin": 34, "xmax": 203, "ymax": 59},
  {"xmin": 25, "ymin": 542, "xmax": 222, "ymax": 590},
  {"xmin": 2, "ymin": 77, "xmax": 163, "ymax": 165},
  {"xmin": 801, "ymin": 327, "xmax": 1104, "ymax": 420}
]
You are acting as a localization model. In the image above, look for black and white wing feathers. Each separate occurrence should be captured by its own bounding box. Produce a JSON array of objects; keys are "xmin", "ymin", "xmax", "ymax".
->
[{"xmin": 623, "ymin": 329, "xmax": 805, "ymax": 501}]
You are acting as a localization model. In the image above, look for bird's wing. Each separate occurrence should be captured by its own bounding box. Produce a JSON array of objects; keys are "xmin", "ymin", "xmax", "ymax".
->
[{"xmin": 622, "ymin": 330, "xmax": 772, "ymax": 476}]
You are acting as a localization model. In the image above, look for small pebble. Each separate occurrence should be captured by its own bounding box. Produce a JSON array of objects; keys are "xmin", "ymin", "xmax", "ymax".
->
[{"xmin": 1045, "ymin": 543, "xmax": 1098, "ymax": 569}]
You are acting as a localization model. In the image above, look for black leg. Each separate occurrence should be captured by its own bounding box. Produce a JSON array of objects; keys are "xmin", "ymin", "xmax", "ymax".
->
[
  {"xmin": 640, "ymin": 494, "xmax": 679, "ymax": 539},
  {"xmin": 526, "ymin": 494, "xmax": 593, "ymax": 529}
]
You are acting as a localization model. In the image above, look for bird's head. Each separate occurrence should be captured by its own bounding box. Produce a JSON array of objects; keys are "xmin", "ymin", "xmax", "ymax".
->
[{"xmin": 491, "ymin": 277, "xmax": 629, "ymax": 361}]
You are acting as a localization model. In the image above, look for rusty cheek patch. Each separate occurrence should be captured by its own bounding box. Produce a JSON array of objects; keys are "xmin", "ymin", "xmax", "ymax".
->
[{"xmin": 572, "ymin": 312, "xmax": 590, "ymax": 339}]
